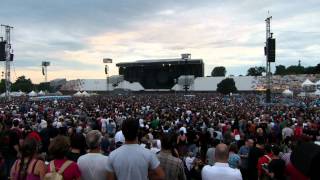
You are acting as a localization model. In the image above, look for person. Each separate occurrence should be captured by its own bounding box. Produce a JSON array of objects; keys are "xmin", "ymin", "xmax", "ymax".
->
[
  {"xmin": 238, "ymin": 139, "xmax": 254, "ymax": 179},
  {"xmin": 228, "ymin": 143, "xmax": 241, "ymax": 169},
  {"xmin": 206, "ymin": 139, "xmax": 219, "ymax": 166},
  {"xmin": 257, "ymin": 145, "xmax": 273, "ymax": 179},
  {"xmin": 201, "ymin": 143, "xmax": 242, "ymax": 180},
  {"xmin": 10, "ymin": 138, "xmax": 46, "ymax": 180},
  {"xmin": 157, "ymin": 134, "xmax": 186, "ymax": 180},
  {"xmin": 47, "ymin": 135, "xmax": 81, "ymax": 180},
  {"xmin": 264, "ymin": 145, "xmax": 286, "ymax": 180},
  {"xmin": 1, "ymin": 119, "xmax": 21, "ymax": 179},
  {"xmin": 282, "ymin": 124, "xmax": 294, "ymax": 140},
  {"xmin": 247, "ymin": 137, "xmax": 265, "ymax": 180},
  {"xmin": 177, "ymin": 130, "xmax": 188, "ymax": 157},
  {"xmin": 66, "ymin": 133, "xmax": 86, "ymax": 162},
  {"xmin": 106, "ymin": 118, "xmax": 165, "ymax": 180},
  {"xmin": 77, "ymin": 130, "xmax": 109, "ymax": 180}
]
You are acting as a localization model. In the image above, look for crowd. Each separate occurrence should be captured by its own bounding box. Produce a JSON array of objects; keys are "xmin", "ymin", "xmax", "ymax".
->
[{"xmin": 0, "ymin": 93, "xmax": 319, "ymax": 180}]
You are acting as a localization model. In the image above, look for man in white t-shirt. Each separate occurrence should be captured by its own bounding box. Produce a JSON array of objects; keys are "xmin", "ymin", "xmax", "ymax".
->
[
  {"xmin": 78, "ymin": 130, "xmax": 110, "ymax": 180},
  {"xmin": 107, "ymin": 119, "xmax": 165, "ymax": 180},
  {"xmin": 202, "ymin": 143, "xmax": 242, "ymax": 180}
]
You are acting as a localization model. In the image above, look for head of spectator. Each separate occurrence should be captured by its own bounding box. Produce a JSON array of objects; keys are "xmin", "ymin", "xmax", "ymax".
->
[
  {"xmin": 215, "ymin": 143, "xmax": 229, "ymax": 163},
  {"xmin": 122, "ymin": 118, "xmax": 139, "ymax": 143},
  {"xmin": 229, "ymin": 143, "xmax": 238, "ymax": 154},
  {"xmin": 15, "ymin": 138, "xmax": 38, "ymax": 180},
  {"xmin": 48, "ymin": 135, "xmax": 70, "ymax": 159},
  {"xmin": 86, "ymin": 130, "xmax": 102, "ymax": 152},
  {"xmin": 271, "ymin": 145, "xmax": 280, "ymax": 157},
  {"xmin": 246, "ymin": 138, "xmax": 254, "ymax": 148},
  {"xmin": 161, "ymin": 134, "xmax": 173, "ymax": 151}
]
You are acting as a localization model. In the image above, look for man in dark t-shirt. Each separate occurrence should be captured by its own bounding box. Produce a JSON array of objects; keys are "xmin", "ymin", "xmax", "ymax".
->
[
  {"xmin": 247, "ymin": 139, "xmax": 265, "ymax": 180},
  {"xmin": 267, "ymin": 145, "xmax": 286, "ymax": 180}
]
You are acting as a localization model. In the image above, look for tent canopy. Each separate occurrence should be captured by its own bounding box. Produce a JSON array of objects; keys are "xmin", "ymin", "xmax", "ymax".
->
[
  {"xmin": 38, "ymin": 90, "xmax": 45, "ymax": 95},
  {"xmin": 302, "ymin": 79, "xmax": 315, "ymax": 87},
  {"xmin": 28, "ymin": 91, "xmax": 37, "ymax": 97},
  {"xmin": 73, "ymin": 91, "xmax": 82, "ymax": 96},
  {"xmin": 282, "ymin": 89, "xmax": 293, "ymax": 95},
  {"xmin": 314, "ymin": 89, "xmax": 320, "ymax": 96}
]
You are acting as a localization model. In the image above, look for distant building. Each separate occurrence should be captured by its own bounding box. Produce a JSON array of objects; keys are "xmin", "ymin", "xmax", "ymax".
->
[{"xmin": 50, "ymin": 78, "xmax": 67, "ymax": 91}]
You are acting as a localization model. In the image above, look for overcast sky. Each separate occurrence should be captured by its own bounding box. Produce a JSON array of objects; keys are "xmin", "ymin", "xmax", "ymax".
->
[{"xmin": 0, "ymin": 0, "xmax": 319, "ymax": 83}]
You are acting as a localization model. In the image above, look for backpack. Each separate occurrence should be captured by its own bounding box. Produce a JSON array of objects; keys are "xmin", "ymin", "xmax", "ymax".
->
[{"xmin": 44, "ymin": 160, "xmax": 73, "ymax": 180}]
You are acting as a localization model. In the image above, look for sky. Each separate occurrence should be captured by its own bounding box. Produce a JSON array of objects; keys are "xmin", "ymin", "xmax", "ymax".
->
[{"xmin": 0, "ymin": 0, "xmax": 319, "ymax": 83}]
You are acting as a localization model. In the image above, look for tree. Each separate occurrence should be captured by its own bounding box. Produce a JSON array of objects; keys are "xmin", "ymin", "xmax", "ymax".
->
[
  {"xmin": 247, "ymin": 66, "xmax": 266, "ymax": 76},
  {"xmin": 217, "ymin": 78, "xmax": 237, "ymax": 94},
  {"xmin": 304, "ymin": 66, "xmax": 315, "ymax": 74},
  {"xmin": 35, "ymin": 82, "xmax": 53, "ymax": 92},
  {"xmin": 11, "ymin": 76, "xmax": 34, "ymax": 92},
  {"xmin": 0, "ymin": 79, "xmax": 5, "ymax": 93},
  {"xmin": 274, "ymin": 65, "xmax": 286, "ymax": 75},
  {"xmin": 211, "ymin": 66, "xmax": 226, "ymax": 77},
  {"xmin": 286, "ymin": 65, "xmax": 304, "ymax": 74}
]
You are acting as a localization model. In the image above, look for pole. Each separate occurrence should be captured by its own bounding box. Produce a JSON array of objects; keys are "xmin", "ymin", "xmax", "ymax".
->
[
  {"xmin": 265, "ymin": 17, "xmax": 272, "ymax": 103},
  {"xmin": 45, "ymin": 66, "xmax": 48, "ymax": 82},
  {"xmin": 1, "ymin": 25, "xmax": 13, "ymax": 101}
]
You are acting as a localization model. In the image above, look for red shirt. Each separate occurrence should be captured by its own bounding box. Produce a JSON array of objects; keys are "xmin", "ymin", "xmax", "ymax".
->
[
  {"xmin": 48, "ymin": 159, "xmax": 81, "ymax": 180},
  {"xmin": 257, "ymin": 153, "xmax": 273, "ymax": 176}
]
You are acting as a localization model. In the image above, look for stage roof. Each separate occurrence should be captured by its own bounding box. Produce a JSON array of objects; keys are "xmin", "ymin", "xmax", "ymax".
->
[{"xmin": 116, "ymin": 58, "xmax": 203, "ymax": 67}]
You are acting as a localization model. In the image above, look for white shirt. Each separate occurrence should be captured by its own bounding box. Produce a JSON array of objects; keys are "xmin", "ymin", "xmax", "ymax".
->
[
  {"xmin": 201, "ymin": 163, "xmax": 242, "ymax": 180},
  {"xmin": 115, "ymin": 130, "xmax": 125, "ymax": 143},
  {"xmin": 282, "ymin": 127, "xmax": 294, "ymax": 138},
  {"xmin": 77, "ymin": 153, "xmax": 110, "ymax": 180}
]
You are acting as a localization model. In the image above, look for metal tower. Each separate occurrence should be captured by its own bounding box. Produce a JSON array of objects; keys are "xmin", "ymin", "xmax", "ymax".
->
[
  {"xmin": 1, "ymin": 24, "xmax": 13, "ymax": 101},
  {"xmin": 42, "ymin": 61, "xmax": 50, "ymax": 82},
  {"xmin": 265, "ymin": 16, "xmax": 272, "ymax": 103}
]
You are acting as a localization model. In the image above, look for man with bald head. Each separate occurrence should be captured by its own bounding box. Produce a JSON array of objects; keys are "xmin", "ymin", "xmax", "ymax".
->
[{"xmin": 202, "ymin": 143, "xmax": 242, "ymax": 180}]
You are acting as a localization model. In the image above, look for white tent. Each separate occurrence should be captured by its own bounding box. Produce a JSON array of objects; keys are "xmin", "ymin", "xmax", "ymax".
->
[
  {"xmin": 314, "ymin": 89, "xmax": 320, "ymax": 96},
  {"xmin": 55, "ymin": 91, "xmax": 63, "ymax": 96},
  {"xmin": 73, "ymin": 91, "xmax": 82, "ymax": 97},
  {"xmin": 18, "ymin": 91, "xmax": 26, "ymax": 96},
  {"xmin": 316, "ymin": 80, "xmax": 320, "ymax": 89},
  {"xmin": 38, "ymin": 90, "xmax": 45, "ymax": 96},
  {"xmin": 301, "ymin": 79, "xmax": 315, "ymax": 87},
  {"xmin": 10, "ymin": 91, "xmax": 22, "ymax": 97},
  {"xmin": 282, "ymin": 89, "xmax": 293, "ymax": 96},
  {"xmin": 28, "ymin": 91, "xmax": 37, "ymax": 97},
  {"xmin": 82, "ymin": 91, "xmax": 90, "ymax": 97}
]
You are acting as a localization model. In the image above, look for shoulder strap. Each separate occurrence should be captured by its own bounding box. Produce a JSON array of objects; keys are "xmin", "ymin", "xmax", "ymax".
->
[
  {"xmin": 50, "ymin": 161, "xmax": 56, "ymax": 172},
  {"xmin": 58, "ymin": 160, "xmax": 73, "ymax": 174},
  {"xmin": 14, "ymin": 159, "xmax": 20, "ymax": 172},
  {"xmin": 264, "ymin": 155, "xmax": 272, "ymax": 162},
  {"xmin": 31, "ymin": 159, "xmax": 38, "ymax": 174}
]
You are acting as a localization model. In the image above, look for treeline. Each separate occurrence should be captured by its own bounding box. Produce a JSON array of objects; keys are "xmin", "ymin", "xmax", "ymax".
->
[
  {"xmin": 211, "ymin": 63, "xmax": 320, "ymax": 77},
  {"xmin": 0, "ymin": 76, "xmax": 53, "ymax": 93}
]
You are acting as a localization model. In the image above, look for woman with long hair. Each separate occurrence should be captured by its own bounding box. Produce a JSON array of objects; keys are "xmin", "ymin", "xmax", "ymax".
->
[{"xmin": 10, "ymin": 138, "xmax": 46, "ymax": 180}]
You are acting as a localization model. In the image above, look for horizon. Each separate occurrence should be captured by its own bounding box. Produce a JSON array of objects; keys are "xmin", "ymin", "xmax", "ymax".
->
[{"xmin": 0, "ymin": 0, "xmax": 319, "ymax": 83}]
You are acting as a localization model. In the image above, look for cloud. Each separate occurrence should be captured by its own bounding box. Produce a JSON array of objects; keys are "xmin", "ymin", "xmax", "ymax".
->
[{"xmin": 0, "ymin": 0, "xmax": 319, "ymax": 82}]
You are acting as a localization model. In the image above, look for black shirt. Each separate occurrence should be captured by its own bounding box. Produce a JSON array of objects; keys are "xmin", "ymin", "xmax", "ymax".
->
[
  {"xmin": 247, "ymin": 146, "xmax": 264, "ymax": 180},
  {"xmin": 268, "ymin": 159, "xmax": 286, "ymax": 180}
]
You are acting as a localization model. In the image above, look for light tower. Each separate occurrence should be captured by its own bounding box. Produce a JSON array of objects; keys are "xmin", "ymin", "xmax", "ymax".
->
[
  {"xmin": 265, "ymin": 16, "xmax": 276, "ymax": 103},
  {"xmin": 103, "ymin": 58, "xmax": 112, "ymax": 93},
  {"xmin": 1, "ymin": 24, "xmax": 13, "ymax": 101},
  {"xmin": 181, "ymin": 53, "xmax": 191, "ymax": 93},
  {"xmin": 42, "ymin": 61, "xmax": 50, "ymax": 82}
]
